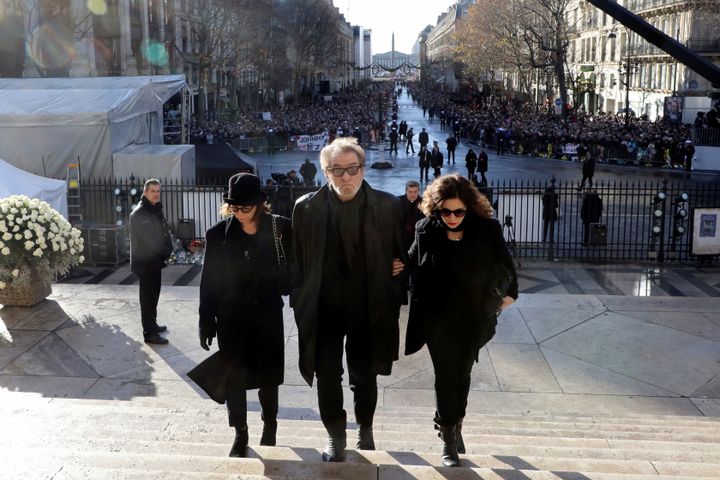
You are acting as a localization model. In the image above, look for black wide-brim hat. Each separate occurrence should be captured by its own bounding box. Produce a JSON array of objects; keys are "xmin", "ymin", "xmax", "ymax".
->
[{"xmin": 223, "ymin": 173, "xmax": 267, "ymax": 206}]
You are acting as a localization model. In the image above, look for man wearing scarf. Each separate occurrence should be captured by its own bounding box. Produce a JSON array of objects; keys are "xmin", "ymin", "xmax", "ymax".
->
[{"xmin": 291, "ymin": 138, "xmax": 407, "ymax": 462}]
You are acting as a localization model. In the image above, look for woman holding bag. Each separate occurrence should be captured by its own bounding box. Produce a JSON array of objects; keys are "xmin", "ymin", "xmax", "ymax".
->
[
  {"xmin": 405, "ymin": 174, "xmax": 518, "ymax": 467},
  {"xmin": 190, "ymin": 173, "xmax": 291, "ymax": 457}
]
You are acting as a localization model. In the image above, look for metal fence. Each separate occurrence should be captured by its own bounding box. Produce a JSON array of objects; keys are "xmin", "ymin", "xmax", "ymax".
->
[{"xmin": 78, "ymin": 177, "xmax": 720, "ymax": 263}]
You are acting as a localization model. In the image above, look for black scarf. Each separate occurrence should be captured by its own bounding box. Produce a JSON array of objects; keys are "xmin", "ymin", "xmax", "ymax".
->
[{"xmin": 327, "ymin": 185, "xmax": 366, "ymax": 271}]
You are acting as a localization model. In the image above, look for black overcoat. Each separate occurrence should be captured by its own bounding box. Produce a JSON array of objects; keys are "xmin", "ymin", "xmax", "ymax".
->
[
  {"xmin": 129, "ymin": 197, "xmax": 173, "ymax": 275},
  {"xmin": 290, "ymin": 182, "xmax": 408, "ymax": 386},
  {"xmin": 405, "ymin": 215, "xmax": 518, "ymax": 360},
  {"xmin": 198, "ymin": 213, "xmax": 291, "ymax": 390}
]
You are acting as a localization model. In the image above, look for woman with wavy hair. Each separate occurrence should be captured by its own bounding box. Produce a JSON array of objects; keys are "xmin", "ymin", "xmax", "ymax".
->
[{"xmin": 405, "ymin": 173, "xmax": 518, "ymax": 467}]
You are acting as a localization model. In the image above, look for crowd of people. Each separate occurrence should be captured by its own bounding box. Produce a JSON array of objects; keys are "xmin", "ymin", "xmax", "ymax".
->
[{"xmin": 187, "ymin": 85, "xmax": 393, "ymax": 147}]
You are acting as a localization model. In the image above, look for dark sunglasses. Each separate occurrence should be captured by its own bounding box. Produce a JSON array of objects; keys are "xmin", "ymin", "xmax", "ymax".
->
[
  {"xmin": 438, "ymin": 208, "xmax": 467, "ymax": 218},
  {"xmin": 327, "ymin": 165, "xmax": 363, "ymax": 177},
  {"xmin": 229, "ymin": 205, "xmax": 255, "ymax": 214}
]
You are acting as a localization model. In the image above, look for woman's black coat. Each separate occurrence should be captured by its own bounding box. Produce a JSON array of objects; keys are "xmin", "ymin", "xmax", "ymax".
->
[
  {"xmin": 405, "ymin": 214, "xmax": 518, "ymax": 360},
  {"xmin": 198, "ymin": 213, "xmax": 291, "ymax": 390}
]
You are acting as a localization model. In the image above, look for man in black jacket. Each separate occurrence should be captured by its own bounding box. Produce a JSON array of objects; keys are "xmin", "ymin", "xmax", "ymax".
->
[
  {"xmin": 291, "ymin": 138, "xmax": 407, "ymax": 463},
  {"xmin": 418, "ymin": 127, "xmax": 429, "ymax": 150},
  {"xmin": 445, "ymin": 134, "xmax": 457, "ymax": 165},
  {"xmin": 129, "ymin": 179, "xmax": 174, "ymax": 344},
  {"xmin": 580, "ymin": 189, "xmax": 603, "ymax": 246},
  {"xmin": 398, "ymin": 180, "xmax": 424, "ymax": 252}
]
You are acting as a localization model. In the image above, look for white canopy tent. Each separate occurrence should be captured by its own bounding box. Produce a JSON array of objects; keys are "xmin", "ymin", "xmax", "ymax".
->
[
  {"xmin": 0, "ymin": 76, "xmax": 186, "ymax": 180},
  {"xmin": 0, "ymin": 157, "xmax": 68, "ymax": 218},
  {"xmin": 112, "ymin": 144, "xmax": 196, "ymax": 181}
]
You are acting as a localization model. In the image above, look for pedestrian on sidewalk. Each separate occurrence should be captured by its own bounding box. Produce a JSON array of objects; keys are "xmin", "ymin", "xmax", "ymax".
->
[
  {"xmin": 430, "ymin": 142, "xmax": 444, "ymax": 178},
  {"xmin": 405, "ymin": 174, "xmax": 517, "ymax": 468},
  {"xmin": 192, "ymin": 173, "xmax": 291, "ymax": 458},
  {"xmin": 389, "ymin": 127, "xmax": 399, "ymax": 155},
  {"xmin": 541, "ymin": 185, "xmax": 559, "ymax": 242},
  {"xmin": 477, "ymin": 150, "xmax": 489, "ymax": 185},
  {"xmin": 418, "ymin": 145, "xmax": 430, "ymax": 181},
  {"xmin": 406, "ymin": 127, "xmax": 415, "ymax": 154},
  {"xmin": 465, "ymin": 148, "xmax": 477, "ymax": 180},
  {"xmin": 291, "ymin": 138, "xmax": 408, "ymax": 463},
  {"xmin": 446, "ymin": 134, "xmax": 457, "ymax": 165},
  {"xmin": 129, "ymin": 179, "xmax": 174, "ymax": 345}
]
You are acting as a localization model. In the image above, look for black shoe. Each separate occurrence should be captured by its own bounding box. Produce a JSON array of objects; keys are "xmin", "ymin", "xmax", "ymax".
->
[
  {"xmin": 357, "ymin": 427, "xmax": 375, "ymax": 450},
  {"xmin": 456, "ymin": 420, "xmax": 466, "ymax": 454},
  {"xmin": 229, "ymin": 426, "xmax": 248, "ymax": 457},
  {"xmin": 156, "ymin": 325, "xmax": 167, "ymax": 333},
  {"xmin": 322, "ymin": 434, "xmax": 347, "ymax": 462},
  {"xmin": 144, "ymin": 333, "xmax": 168, "ymax": 345},
  {"xmin": 260, "ymin": 421, "xmax": 277, "ymax": 446},
  {"xmin": 436, "ymin": 424, "xmax": 459, "ymax": 467}
]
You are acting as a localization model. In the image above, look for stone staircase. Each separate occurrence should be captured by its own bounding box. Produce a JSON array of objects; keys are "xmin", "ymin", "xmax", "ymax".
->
[{"xmin": 2, "ymin": 393, "xmax": 720, "ymax": 480}]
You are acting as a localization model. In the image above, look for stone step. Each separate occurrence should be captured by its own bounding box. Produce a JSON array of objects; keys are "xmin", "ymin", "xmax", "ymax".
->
[
  {"xmin": 8, "ymin": 392, "xmax": 720, "ymax": 424},
  {"xmin": 0, "ymin": 400, "xmax": 720, "ymax": 433},
  {"xmin": 5, "ymin": 433, "xmax": 720, "ymax": 466},
  {"xmin": 7, "ymin": 414, "xmax": 720, "ymax": 446},
  {"xmin": 0, "ymin": 448, "xmax": 715, "ymax": 480},
  {"xmin": 0, "ymin": 447, "xmax": 375, "ymax": 480}
]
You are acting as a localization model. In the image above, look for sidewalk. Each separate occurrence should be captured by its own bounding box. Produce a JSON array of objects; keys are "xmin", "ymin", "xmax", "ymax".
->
[{"xmin": 2, "ymin": 260, "xmax": 719, "ymax": 420}]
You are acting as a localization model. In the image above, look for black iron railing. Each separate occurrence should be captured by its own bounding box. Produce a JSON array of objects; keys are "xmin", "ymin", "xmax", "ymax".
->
[{"xmin": 78, "ymin": 177, "xmax": 720, "ymax": 263}]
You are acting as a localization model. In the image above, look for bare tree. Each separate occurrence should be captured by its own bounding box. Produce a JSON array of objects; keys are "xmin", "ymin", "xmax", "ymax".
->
[
  {"xmin": 516, "ymin": 0, "xmax": 574, "ymax": 116},
  {"xmin": 280, "ymin": 0, "xmax": 340, "ymax": 103}
]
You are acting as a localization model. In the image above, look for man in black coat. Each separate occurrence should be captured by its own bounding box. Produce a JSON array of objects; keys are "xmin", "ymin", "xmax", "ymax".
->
[
  {"xmin": 683, "ymin": 140, "xmax": 695, "ymax": 172},
  {"xmin": 406, "ymin": 127, "xmax": 415, "ymax": 154},
  {"xmin": 430, "ymin": 142, "xmax": 444, "ymax": 178},
  {"xmin": 418, "ymin": 145, "xmax": 430, "ymax": 182},
  {"xmin": 418, "ymin": 127, "xmax": 429, "ymax": 150},
  {"xmin": 465, "ymin": 149, "xmax": 477, "ymax": 180},
  {"xmin": 578, "ymin": 153, "xmax": 596, "ymax": 190},
  {"xmin": 129, "ymin": 179, "xmax": 174, "ymax": 344},
  {"xmin": 445, "ymin": 134, "xmax": 457, "ymax": 165},
  {"xmin": 477, "ymin": 150, "xmax": 489, "ymax": 185},
  {"xmin": 389, "ymin": 127, "xmax": 399, "ymax": 155},
  {"xmin": 291, "ymin": 138, "xmax": 407, "ymax": 462},
  {"xmin": 580, "ymin": 189, "xmax": 603, "ymax": 246},
  {"xmin": 398, "ymin": 180, "xmax": 424, "ymax": 252}
]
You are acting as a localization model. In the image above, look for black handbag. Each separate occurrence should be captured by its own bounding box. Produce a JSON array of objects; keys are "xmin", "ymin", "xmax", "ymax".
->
[
  {"xmin": 271, "ymin": 215, "xmax": 291, "ymax": 296},
  {"xmin": 187, "ymin": 351, "xmax": 233, "ymax": 404},
  {"xmin": 485, "ymin": 262, "xmax": 514, "ymax": 318}
]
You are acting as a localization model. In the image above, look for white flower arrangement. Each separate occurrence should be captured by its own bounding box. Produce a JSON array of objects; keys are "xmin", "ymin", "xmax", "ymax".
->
[{"xmin": 0, "ymin": 195, "xmax": 85, "ymax": 290}]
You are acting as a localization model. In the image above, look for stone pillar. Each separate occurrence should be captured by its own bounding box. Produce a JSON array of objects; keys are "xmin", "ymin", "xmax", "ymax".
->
[
  {"xmin": 119, "ymin": 0, "xmax": 138, "ymax": 75},
  {"xmin": 69, "ymin": 0, "xmax": 95, "ymax": 77},
  {"xmin": 22, "ymin": 0, "xmax": 40, "ymax": 77},
  {"xmin": 139, "ymin": 0, "xmax": 150, "ymax": 74}
]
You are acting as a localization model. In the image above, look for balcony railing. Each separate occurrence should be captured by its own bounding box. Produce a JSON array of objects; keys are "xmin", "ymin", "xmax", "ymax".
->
[
  {"xmin": 630, "ymin": 38, "xmax": 720, "ymax": 56},
  {"xmin": 627, "ymin": 0, "xmax": 688, "ymax": 13}
]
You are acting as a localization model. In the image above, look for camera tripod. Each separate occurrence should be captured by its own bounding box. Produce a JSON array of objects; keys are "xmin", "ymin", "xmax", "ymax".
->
[{"xmin": 503, "ymin": 215, "xmax": 521, "ymax": 269}]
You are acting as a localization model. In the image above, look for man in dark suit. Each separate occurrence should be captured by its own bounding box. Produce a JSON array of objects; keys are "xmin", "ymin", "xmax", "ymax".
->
[
  {"xmin": 291, "ymin": 138, "xmax": 407, "ymax": 462},
  {"xmin": 418, "ymin": 127, "xmax": 429, "ymax": 150},
  {"xmin": 580, "ymin": 189, "xmax": 603, "ymax": 246},
  {"xmin": 129, "ymin": 179, "xmax": 174, "ymax": 345}
]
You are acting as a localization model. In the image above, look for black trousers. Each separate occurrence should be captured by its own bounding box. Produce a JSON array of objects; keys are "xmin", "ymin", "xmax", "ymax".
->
[
  {"xmin": 543, "ymin": 219, "xmax": 556, "ymax": 242},
  {"xmin": 479, "ymin": 171, "xmax": 487, "ymax": 184},
  {"xmin": 427, "ymin": 335, "xmax": 475, "ymax": 427},
  {"xmin": 433, "ymin": 166, "xmax": 442, "ymax": 178},
  {"xmin": 447, "ymin": 150, "xmax": 455, "ymax": 164},
  {"xmin": 315, "ymin": 315, "xmax": 377, "ymax": 435},
  {"xmin": 406, "ymin": 140, "xmax": 415, "ymax": 154},
  {"xmin": 420, "ymin": 166, "xmax": 429, "ymax": 181},
  {"xmin": 579, "ymin": 175, "xmax": 593, "ymax": 189},
  {"xmin": 226, "ymin": 386, "xmax": 279, "ymax": 428},
  {"xmin": 467, "ymin": 167, "xmax": 476, "ymax": 180},
  {"xmin": 138, "ymin": 269, "xmax": 162, "ymax": 337}
]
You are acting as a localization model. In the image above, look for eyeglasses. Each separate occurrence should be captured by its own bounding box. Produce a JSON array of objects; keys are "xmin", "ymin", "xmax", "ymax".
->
[
  {"xmin": 327, "ymin": 165, "xmax": 363, "ymax": 177},
  {"xmin": 229, "ymin": 205, "xmax": 255, "ymax": 214},
  {"xmin": 438, "ymin": 208, "xmax": 467, "ymax": 218}
]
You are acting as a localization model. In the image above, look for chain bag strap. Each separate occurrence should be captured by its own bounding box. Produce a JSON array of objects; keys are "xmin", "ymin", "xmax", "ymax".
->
[{"xmin": 271, "ymin": 215, "xmax": 291, "ymax": 295}]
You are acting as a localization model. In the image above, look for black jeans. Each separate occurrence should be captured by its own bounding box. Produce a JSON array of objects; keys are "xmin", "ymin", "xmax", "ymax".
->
[
  {"xmin": 420, "ymin": 166, "xmax": 429, "ymax": 181},
  {"xmin": 579, "ymin": 175, "xmax": 593, "ymax": 189},
  {"xmin": 226, "ymin": 386, "xmax": 278, "ymax": 428},
  {"xmin": 447, "ymin": 150, "xmax": 455, "ymax": 164},
  {"xmin": 315, "ymin": 315, "xmax": 377, "ymax": 435},
  {"xmin": 138, "ymin": 269, "xmax": 162, "ymax": 337},
  {"xmin": 406, "ymin": 140, "xmax": 414, "ymax": 154},
  {"xmin": 467, "ymin": 167, "xmax": 476, "ymax": 180},
  {"xmin": 543, "ymin": 219, "xmax": 556, "ymax": 242},
  {"xmin": 426, "ymin": 335, "xmax": 475, "ymax": 427}
]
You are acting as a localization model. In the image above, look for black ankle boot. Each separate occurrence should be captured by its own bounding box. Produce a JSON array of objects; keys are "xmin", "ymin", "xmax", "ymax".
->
[
  {"xmin": 356, "ymin": 426, "xmax": 375, "ymax": 450},
  {"xmin": 260, "ymin": 420, "xmax": 277, "ymax": 446},
  {"xmin": 436, "ymin": 424, "xmax": 459, "ymax": 467},
  {"xmin": 456, "ymin": 419, "xmax": 465, "ymax": 454},
  {"xmin": 229, "ymin": 425, "xmax": 248, "ymax": 457},
  {"xmin": 321, "ymin": 432, "xmax": 347, "ymax": 462}
]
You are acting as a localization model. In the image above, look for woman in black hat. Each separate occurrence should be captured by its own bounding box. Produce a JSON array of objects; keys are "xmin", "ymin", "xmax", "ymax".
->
[{"xmin": 194, "ymin": 173, "xmax": 291, "ymax": 457}]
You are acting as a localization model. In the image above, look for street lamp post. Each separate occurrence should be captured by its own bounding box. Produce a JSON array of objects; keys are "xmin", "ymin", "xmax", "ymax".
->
[{"xmin": 608, "ymin": 29, "xmax": 635, "ymax": 127}]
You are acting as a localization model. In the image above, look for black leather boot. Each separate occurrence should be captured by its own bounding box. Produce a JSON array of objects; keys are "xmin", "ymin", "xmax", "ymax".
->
[
  {"xmin": 229, "ymin": 425, "xmax": 248, "ymax": 457},
  {"xmin": 456, "ymin": 418, "xmax": 465, "ymax": 454},
  {"xmin": 260, "ymin": 420, "xmax": 277, "ymax": 446},
  {"xmin": 356, "ymin": 426, "xmax": 375, "ymax": 450},
  {"xmin": 436, "ymin": 424, "xmax": 459, "ymax": 467},
  {"xmin": 321, "ymin": 432, "xmax": 347, "ymax": 462}
]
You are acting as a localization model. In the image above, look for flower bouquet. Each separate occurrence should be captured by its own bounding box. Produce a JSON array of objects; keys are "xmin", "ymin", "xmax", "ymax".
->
[{"xmin": 0, "ymin": 195, "xmax": 85, "ymax": 306}]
